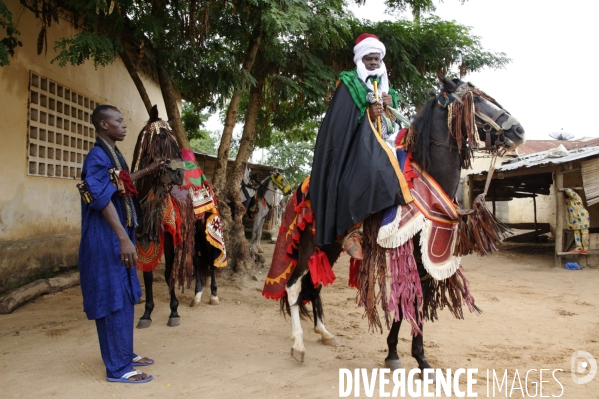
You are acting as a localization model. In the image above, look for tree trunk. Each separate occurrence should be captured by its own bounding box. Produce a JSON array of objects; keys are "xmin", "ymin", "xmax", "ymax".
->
[
  {"xmin": 224, "ymin": 69, "xmax": 266, "ymax": 274},
  {"xmin": 211, "ymin": 23, "xmax": 263, "ymax": 276},
  {"xmin": 157, "ymin": 65, "xmax": 191, "ymax": 149},
  {"xmin": 212, "ymin": 26, "xmax": 263, "ymax": 197},
  {"xmin": 119, "ymin": 50, "xmax": 153, "ymax": 116}
]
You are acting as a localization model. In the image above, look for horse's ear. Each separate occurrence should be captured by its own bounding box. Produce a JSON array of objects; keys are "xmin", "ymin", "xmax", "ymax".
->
[
  {"xmin": 149, "ymin": 105, "xmax": 159, "ymax": 122},
  {"xmin": 436, "ymin": 71, "xmax": 457, "ymax": 92}
]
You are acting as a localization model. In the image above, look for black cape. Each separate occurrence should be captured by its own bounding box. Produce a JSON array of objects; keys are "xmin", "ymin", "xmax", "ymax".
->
[{"xmin": 310, "ymin": 82, "xmax": 407, "ymax": 247}]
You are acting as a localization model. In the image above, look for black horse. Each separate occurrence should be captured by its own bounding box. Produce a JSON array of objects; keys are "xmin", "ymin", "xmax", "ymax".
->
[
  {"xmin": 132, "ymin": 107, "xmax": 222, "ymax": 328},
  {"xmin": 279, "ymin": 73, "xmax": 526, "ymax": 366}
]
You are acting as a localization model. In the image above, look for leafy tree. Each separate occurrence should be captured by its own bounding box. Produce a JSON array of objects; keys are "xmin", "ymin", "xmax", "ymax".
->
[
  {"xmin": 0, "ymin": 1, "xmax": 22, "ymax": 66},
  {"xmin": 181, "ymin": 101, "xmax": 210, "ymax": 141},
  {"xmin": 263, "ymin": 123, "xmax": 318, "ymax": 189},
  {"xmin": 189, "ymin": 134, "xmax": 218, "ymax": 155}
]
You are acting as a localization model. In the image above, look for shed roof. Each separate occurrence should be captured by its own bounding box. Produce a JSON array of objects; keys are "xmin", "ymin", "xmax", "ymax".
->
[
  {"xmin": 508, "ymin": 138, "xmax": 599, "ymax": 155},
  {"xmin": 466, "ymin": 145, "xmax": 599, "ymax": 176}
]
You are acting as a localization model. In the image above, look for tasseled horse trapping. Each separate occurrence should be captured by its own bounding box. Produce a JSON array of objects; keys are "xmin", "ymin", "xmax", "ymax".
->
[
  {"xmin": 423, "ymin": 265, "xmax": 481, "ymax": 323},
  {"xmin": 388, "ymin": 240, "xmax": 423, "ymax": 336},
  {"xmin": 357, "ymin": 213, "xmax": 391, "ymax": 333},
  {"xmin": 169, "ymin": 187, "xmax": 196, "ymax": 291},
  {"xmin": 455, "ymin": 194, "xmax": 512, "ymax": 257}
]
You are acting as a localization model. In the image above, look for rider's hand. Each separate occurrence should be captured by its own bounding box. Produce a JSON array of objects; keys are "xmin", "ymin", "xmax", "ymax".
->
[
  {"xmin": 381, "ymin": 92, "xmax": 393, "ymax": 108},
  {"xmin": 369, "ymin": 102, "xmax": 384, "ymax": 120}
]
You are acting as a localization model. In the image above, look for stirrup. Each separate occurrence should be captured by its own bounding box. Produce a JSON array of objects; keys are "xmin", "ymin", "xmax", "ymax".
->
[{"xmin": 342, "ymin": 230, "xmax": 364, "ymax": 260}]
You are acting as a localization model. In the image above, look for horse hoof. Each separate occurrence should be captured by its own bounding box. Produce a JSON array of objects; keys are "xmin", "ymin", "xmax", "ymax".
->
[
  {"xmin": 209, "ymin": 296, "xmax": 219, "ymax": 305},
  {"xmin": 385, "ymin": 358, "xmax": 403, "ymax": 370},
  {"xmin": 190, "ymin": 298, "xmax": 201, "ymax": 307},
  {"xmin": 258, "ymin": 247, "xmax": 264, "ymax": 253},
  {"xmin": 291, "ymin": 348, "xmax": 305, "ymax": 363},
  {"xmin": 190, "ymin": 292, "xmax": 202, "ymax": 307},
  {"xmin": 167, "ymin": 317, "xmax": 181, "ymax": 327},
  {"xmin": 322, "ymin": 337, "xmax": 337, "ymax": 347},
  {"xmin": 136, "ymin": 319, "xmax": 152, "ymax": 329}
]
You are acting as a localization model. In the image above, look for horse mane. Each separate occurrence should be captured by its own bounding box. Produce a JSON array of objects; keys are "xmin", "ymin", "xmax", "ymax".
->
[
  {"xmin": 405, "ymin": 98, "xmax": 437, "ymax": 171},
  {"xmin": 256, "ymin": 176, "xmax": 270, "ymax": 199},
  {"xmin": 406, "ymin": 79, "xmax": 489, "ymax": 170},
  {"xmin": 132, "ymin": 116, "xmax": 181, "ymax": 172}
]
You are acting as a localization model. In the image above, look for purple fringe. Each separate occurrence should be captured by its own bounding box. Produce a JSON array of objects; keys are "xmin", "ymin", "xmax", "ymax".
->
[{"xmin": 388, "ymin": 239, "xmax": 423, "ymax": 336}]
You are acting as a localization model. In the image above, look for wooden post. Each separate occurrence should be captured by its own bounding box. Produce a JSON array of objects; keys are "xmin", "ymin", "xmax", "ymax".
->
[
  {"xmin": 554, "ymin": 170, "xmax": 564, "ymax": 268},
  {"xmin": 532, "ymin": 179, "xmax": 538, "ymax": 242},
  {"xmin": 492, "ymin": 181, "xmax": 496, "ymax": 217},
  {"xmin": 463, "ymin": 176, "xmax": 473, "ymax": 209}
]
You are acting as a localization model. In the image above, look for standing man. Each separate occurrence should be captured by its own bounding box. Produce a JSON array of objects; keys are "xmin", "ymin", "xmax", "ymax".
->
[
  {"xmin": 78, "ymin": 105, "xmax": 160, "ymax": 383},
  {"xmin": 310, "ymin": 33, "xmax": 411, "ymax": 257}
]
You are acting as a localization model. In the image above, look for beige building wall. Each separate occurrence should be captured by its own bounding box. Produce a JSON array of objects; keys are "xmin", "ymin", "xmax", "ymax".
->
[{"xmin": 0, "ymin": 1, "xmax": 168, "ymax": 292}]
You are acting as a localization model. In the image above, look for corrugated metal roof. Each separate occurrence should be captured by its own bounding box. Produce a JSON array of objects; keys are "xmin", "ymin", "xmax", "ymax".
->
[
  {"xmin": 505, "ymin": 138, "xmax": 599, "ymax": 155},
  {"xmin": 465, "ymin": 145, "xmax": 599, "ymax": 175}
]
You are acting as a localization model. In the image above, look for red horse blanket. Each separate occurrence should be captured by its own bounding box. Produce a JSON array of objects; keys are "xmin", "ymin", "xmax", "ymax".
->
[
  {"xmin": 262, "ymin": 178, "xmax": 336, "ymax": 300},
  {"xmin": 377, "ymin": 131, "xmax": 460, "ymax": 280}
]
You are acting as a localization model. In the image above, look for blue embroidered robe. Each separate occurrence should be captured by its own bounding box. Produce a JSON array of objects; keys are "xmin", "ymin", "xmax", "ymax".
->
[{"xmin": 78, "ymin": 147, "xmax": 142, "ymax": 320}]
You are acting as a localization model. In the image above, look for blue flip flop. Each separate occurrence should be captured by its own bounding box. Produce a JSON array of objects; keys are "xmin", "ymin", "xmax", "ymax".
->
[
  {"xmin": 107, "ymin": 370, "xmax": 153, "ymax": 384},
  {"xmin": 131, "ymin": 356, "xmax": 155, "ymax": 367}
]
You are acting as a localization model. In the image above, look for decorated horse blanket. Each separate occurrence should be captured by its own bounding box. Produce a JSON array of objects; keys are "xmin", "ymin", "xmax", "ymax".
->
[
  {"xmin": 377, "ymin": 130, "xmax": 460, "ymax": 280},
  {"xmin": 136, "ymin": 150, "xmax": 227, "ymax": 274},
  {"xmin": 262, "ymin": 177, "xmax": 335, "ymax": 300},
  {"xmin": 181, "ymin": 149, "xmax": 227, "ymax": 268}
]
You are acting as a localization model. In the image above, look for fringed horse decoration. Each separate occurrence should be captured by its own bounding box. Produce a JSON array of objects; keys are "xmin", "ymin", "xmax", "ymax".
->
[
  {"xmin": 248, "ymin": 171, "xmax": 291, "ymax": 253},
  {"xmin": 263, "ymin": 73, "xmax": 525, "ymax": 365},
  {"xmin": 133, "ymin": 106, "xmax": 227, "ymax": 328}
]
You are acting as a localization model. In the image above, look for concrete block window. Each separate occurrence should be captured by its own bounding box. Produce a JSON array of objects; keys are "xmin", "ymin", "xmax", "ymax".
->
[{"xmin": 27, "ymin": 72, "xmax": 97, "ymax": 179}]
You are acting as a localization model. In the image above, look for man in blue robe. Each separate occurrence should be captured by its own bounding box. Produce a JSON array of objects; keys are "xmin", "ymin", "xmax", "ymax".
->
[{"xmin": 79, "ymin": 105, "xmax": 160, "ymax": 383}]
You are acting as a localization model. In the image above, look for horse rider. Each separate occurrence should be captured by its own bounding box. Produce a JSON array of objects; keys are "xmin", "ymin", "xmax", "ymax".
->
[{"xmin": 310, "ymin": 33, "xmax": 408, "ymax": 259}]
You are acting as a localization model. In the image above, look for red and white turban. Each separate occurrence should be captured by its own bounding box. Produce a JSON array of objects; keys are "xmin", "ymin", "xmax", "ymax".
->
[
  {"xmin": 353, "ymin": 33, "xmax": 386, "ymax": 64},
  {"xmin": 353, "ymin": 33, "xmax": 389, "ymax": 94}
]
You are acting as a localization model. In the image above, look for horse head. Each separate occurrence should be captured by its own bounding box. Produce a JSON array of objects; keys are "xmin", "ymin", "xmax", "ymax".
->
[
  {"xmin": 436, "ymin": 72, "xmax": 526, "ymax": 153},
  {"xmin": 270, "ymin": 170, "xmax": 292, "ymax": 196},
  {"xmin": 132, "ymin": 105, "xmax": 185, "ymax": 200}
]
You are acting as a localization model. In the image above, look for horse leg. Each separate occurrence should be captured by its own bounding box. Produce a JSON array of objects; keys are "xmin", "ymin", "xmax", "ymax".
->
[
  {"xmin": 164, "ymin": 233, "xmax": 180, "ymax": 327},
  {"xmin": 255, "ymin": 212, "xmax": 266, "ymax": 253},
  {"xmin": 209, "ymin": 263, "xmax": 219, "ymax": 305},
  {"xmin": 412, "ymin": 275, "xmax": 432, "ymax": 370},
  {"xmin": 250, "ymin": 211, "xmax": 260, "ymax": 251},
  {"xmin": 385, "ymin": 319, "xmax": 403, "ymax": 370},
  {"xmin": 312, "ymin": 288, "xmax": 336, "ymax": 347},
  {"xmin": 287, "ymin": 270, "xmax": 307, "ymax": 363},
  {"xmin": 136, "ymin": 271, "xmax": 155, "ymax": 329},
  {"xmin": 189, "ymin": 253, "xmax": 203, "ymax": 307}
]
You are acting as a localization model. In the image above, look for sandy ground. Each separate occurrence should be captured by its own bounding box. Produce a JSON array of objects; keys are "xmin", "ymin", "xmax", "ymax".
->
[{"xmin": 1, "ymin": 243, "xmax": 598, "ymax": 399}]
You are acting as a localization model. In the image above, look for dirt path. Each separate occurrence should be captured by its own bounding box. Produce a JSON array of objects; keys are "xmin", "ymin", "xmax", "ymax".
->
[{"xmin": 1, "ymin": 244, "xmax": 598, "ymax": 398}]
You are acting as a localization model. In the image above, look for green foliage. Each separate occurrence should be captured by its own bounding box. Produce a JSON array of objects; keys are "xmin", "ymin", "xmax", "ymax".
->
[
  {"xmin": 190, "ymin": 132, "xmax": 219, "ymax": 155},
  {"xmin": 181, "ymin": 101, "xmax": 211, "ymax": 140},
  {"xmin": 53, "ymin": 32, "xmax": 117, "ymax": 67},
  {"xmin": 262, "ymin": 121, "xmax": 318, "ymax": 188},
  {"xmin": 0, "ymin": 1, "xmax": 22, "ymax": 66}
]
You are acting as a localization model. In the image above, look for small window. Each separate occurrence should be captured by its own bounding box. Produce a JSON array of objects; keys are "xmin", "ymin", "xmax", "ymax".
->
[{"xmin": 27, "ymin": 71, "xmax": 101, "ymax": 178}]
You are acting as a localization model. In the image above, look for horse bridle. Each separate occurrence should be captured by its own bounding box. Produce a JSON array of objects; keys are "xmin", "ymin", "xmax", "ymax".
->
[
  {"xmin": 443, "ymin": 82, "xmax": 519, "ymax": 156},
  {"xmin": 474, "ymin": 108, "xmax": 520, "ymax": 156}
]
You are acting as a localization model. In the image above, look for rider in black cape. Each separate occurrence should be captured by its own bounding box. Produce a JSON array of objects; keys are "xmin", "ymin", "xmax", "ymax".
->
[{"xmin": 310, "ymin": 33, "xmax": 411, "ymax": 251}]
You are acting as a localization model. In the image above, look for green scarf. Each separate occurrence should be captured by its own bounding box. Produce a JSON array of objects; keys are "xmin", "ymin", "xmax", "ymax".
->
[{"xmin": 338, "ymin": 70, "xmax": 399, "ymax": 122}]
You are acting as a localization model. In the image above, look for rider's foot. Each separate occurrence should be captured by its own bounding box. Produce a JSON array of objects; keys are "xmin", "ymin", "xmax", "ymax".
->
[{"xmin": 343, "ymin": 232, "xmax": 364, "ymax": 260}]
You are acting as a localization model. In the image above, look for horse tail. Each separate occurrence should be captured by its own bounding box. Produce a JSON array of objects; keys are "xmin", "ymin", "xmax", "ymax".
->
[{"xmin": 278, "ymin": 285, "xmax": 313, "ymax": 321}]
